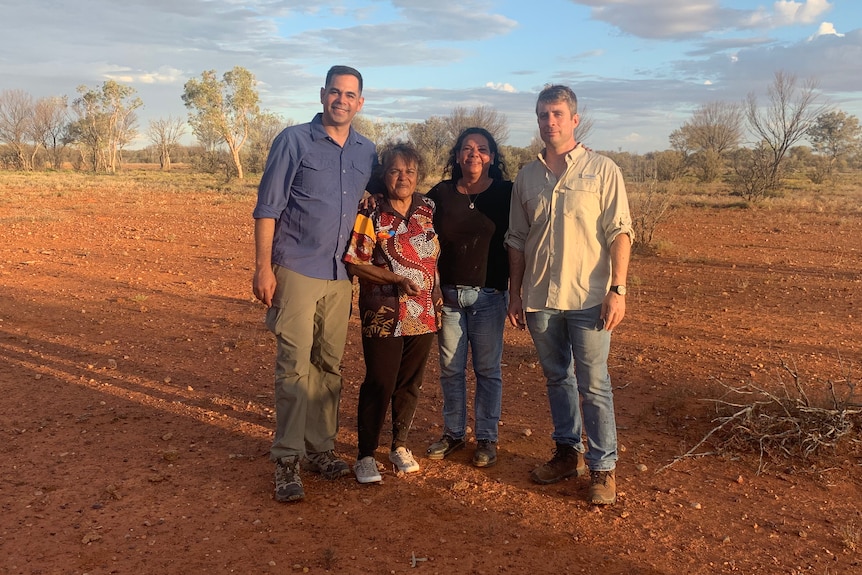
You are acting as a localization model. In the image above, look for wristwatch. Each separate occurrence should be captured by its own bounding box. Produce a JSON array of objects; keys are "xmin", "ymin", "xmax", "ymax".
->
[{"xmin": 610, "ymin": 285, "xmax": 627, "ymax": 296}]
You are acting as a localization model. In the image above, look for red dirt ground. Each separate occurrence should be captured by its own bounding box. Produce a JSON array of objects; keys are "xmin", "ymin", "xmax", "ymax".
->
[{"xmin": 0, "ymin": 177, "xmax": 860, "ymax": 574}]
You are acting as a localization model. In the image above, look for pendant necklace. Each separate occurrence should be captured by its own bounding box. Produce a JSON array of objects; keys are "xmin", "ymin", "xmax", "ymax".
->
[{"xmin": 459, "ymin": 178, "xmax": 488, "ymax": 210}]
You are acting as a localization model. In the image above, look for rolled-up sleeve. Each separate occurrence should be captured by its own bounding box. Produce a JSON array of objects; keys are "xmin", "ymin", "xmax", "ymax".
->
[
  {"xmin": 600, "ymin": 163, "xmax": 635, "ymax": 248},
  {"xmin": 254, "ymin": 130, "xmax": 296, "ymax": 220},
  {"xmin": 504, "ymin": 171, "xmax": 530, "ymax": 252}
]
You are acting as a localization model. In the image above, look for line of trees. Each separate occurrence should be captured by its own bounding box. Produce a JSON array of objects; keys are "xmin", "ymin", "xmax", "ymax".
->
[
  {"xmin": 2, "ymin": 68, "xmax": 861, "ymax": 198},
  {"xmin": 666, "ymin": 71, "xmax": 861, "ymax": 200}
]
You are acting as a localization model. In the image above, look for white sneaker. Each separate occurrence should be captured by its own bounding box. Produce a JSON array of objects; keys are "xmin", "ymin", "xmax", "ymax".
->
[
  {"xmin": 389, "ymin": 447, "xmax": 420, "ymax": 473},
  {"xmin": 354, "ymin": 456, "xmax": 382, "ymax": 484}
]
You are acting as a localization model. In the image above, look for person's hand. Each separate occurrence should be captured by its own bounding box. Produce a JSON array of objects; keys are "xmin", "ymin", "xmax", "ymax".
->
[
  {"xmin": 253, "ymin": 267, "xmax": 277, "ymax": 307},
  {"xmin": 600, "ymin": 292, "xmax": 626, "ymax": 331},
  {"xmin": 397, "ymin": 277, "xmax": 421, "ymax": 296},
  {"xmin": 507, "ymin": 293, "xmax": 526, "ymax": 329},
  {"xmin": 359, "ymin": 193, "xmax": 383, "ymax": 211}
]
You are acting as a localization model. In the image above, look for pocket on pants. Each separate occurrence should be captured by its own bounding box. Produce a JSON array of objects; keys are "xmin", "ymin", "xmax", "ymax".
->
[{"xmin": 265, "ymin": 305, "xmax": 280, "ymax": 335}]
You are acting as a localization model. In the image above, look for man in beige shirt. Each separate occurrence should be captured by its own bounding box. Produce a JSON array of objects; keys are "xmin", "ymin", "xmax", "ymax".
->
[{"xmin": 505, "ymin": 84, "xmax": 633, "ymax": 505}]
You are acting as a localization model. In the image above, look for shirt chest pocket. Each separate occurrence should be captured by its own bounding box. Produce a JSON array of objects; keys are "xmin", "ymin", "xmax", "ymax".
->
[
  {"xmin": 561, "ymin": 177, "xmax": 601, "ymax": 221},
  {"xmin": 295, "ymin": 155, "xmax": 338, "ymax": 198},
  {"xmin": 524, "ymin": 185, "xmax": 550, "ymax": 222}
]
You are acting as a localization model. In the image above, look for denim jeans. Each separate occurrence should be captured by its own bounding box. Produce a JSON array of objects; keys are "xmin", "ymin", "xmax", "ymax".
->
[
  {"xmin": 437, "ymin": 285, "xmax": 507, "ymax": 442},
  {"xmin": 526, "ymin": 305, "xmax": 618, "ymax": 471}
]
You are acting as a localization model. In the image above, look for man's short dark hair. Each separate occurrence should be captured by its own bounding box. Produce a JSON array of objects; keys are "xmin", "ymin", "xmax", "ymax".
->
[
  {"xmin": 536, "ymin": 84, "xmax": 578, "ymax": 116},
  {"xmin": 325, "ymin": 65, "xmax": 364, "ymax": 94}
]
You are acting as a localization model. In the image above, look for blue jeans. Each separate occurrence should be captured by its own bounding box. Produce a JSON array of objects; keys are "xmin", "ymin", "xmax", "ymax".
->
[
  {"xmin": 437, "ymin": 285, "xmax": 507, "ymax": 442},
  {"xmin": 526, "ymin": 305, "xmax": 617, "ymax": 471}
]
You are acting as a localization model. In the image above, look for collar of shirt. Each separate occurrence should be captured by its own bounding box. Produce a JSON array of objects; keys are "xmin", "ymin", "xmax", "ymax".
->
[{"xmin": 310, "ymin": 112, "xmax": 362, "ymax": 148}]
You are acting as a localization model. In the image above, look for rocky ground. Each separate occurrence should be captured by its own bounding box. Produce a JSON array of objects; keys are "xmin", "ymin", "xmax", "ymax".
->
[{"xmin": 0, "ymin": 173, "xmax": 860, "ymax": 574}]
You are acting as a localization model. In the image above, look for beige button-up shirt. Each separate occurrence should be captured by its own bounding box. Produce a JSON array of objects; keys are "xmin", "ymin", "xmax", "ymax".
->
[{"xmin": 505, "ymin": 146, "xmax": 633, "ymax": 312}]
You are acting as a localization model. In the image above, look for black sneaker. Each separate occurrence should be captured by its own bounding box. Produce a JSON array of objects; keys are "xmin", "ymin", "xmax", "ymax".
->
[
  {"xmin": 472, "ymin": 440, "xmax": 497, "ymax": 468},
  {"xmin": 529, "ymin": 443, "xmax": 587, "ymax": 484},
  {"xmin": 303, "ymin": 450, "xmax": 351, "ymax": 479},
  {"xmin": 274, "ymin": 456, "xmax": 304, "ymax": 502},
  {"xmin": 426, "ymin": 434, "xmax": 466, "ymax": 460}
]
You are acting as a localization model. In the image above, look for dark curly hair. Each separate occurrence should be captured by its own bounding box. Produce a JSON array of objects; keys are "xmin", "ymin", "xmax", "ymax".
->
[{"xmin": 443, "ymin": 127, "xmax": 508, "ymax": 182}]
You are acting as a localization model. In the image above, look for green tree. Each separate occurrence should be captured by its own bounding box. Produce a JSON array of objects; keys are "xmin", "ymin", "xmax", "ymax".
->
[
  {"xmin": 68, "ymin": 80, "xmax": 141, "ymax": 173},
  {"xmin": 806, "ymin": 110, "xmax": 861, "ymax": 177},
  {"xmin": 670, "ymin": 101, "xmax": 743, "ymax": 182},
  {"xmin": 351, "ymin": 115, "xmax": 405, "ymax": 147},
  {"xmin": 182, "ymin": 66, "xmax": 259, "ymax": 179},
  {"xmin": 406, "ymin": 116, "xmax": 451, "ymax": 179},
  {"xmin": 246, "ymin": 112, "xmax": 290, "ymax": 174}
]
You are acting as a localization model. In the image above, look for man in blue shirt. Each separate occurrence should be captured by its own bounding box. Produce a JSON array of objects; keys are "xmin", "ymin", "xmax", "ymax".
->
[{"xmin": 253, "ymin": 65, "xmax": 377, "ymax": 503}]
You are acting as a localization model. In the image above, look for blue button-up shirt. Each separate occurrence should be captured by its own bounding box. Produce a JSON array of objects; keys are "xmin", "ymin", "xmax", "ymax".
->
[{"xmin": 254, "ymin": 113, "xmax": 377, "ymax": 280}]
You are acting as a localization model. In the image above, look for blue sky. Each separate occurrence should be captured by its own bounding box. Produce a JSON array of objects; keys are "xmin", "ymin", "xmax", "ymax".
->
[{"xmin": 1, "ymin": 0, "xmax": 860, "ymax": 153}]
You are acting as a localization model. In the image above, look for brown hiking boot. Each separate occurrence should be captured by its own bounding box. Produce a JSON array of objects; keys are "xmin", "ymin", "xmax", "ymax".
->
[
  {"xmin": 530, "ymin": 444, "xmax": 587, "ymax": 484},
  {"xmin": 589, "ymin": 470, "xmax": 616, "ymax": 505}
]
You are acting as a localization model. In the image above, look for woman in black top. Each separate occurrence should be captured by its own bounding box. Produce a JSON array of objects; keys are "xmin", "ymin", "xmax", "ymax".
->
[{"xmin": 425, "ymin": 127, "xmax": 512, "ymax": 468}]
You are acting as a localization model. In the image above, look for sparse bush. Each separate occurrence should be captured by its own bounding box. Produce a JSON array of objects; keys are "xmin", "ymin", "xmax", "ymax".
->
[
  {"xmin": 628, "ymin": 179, "xmax": 676, "ymax": 253},
  {"xmin": 662, "ymin": 358, "xmax": 860, "ymax": 474}
]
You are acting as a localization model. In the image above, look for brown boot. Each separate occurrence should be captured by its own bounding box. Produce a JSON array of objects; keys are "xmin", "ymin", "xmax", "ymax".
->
[
  {"xmin": 589, "ymin": 470, "xmax": 616, "ymax": 505},
  {"xmin": 530, "ymin": 444, "xmax": 587, "ymax": 484}
]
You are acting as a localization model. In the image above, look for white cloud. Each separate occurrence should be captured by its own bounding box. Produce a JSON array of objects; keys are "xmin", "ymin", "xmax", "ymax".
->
[
  {"xmin": 809, "ymin": 21, "xmax": 844, "ymax": 40},
  {"xmin": 571, "ymin": 0, "xmax": 834, "ymax": 39},
  {"xmin": 773, "ymin": 0, "xmax": 832, "ymax": 26},
  {"xmin": 486, "ymin": 82, "xmax": 517, "ymax": 93}
]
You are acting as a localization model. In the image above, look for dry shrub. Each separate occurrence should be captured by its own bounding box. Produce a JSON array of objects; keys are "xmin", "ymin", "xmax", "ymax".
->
[
  {"xmin": 628, "ymin": 179, "xmax": 676, "ymax": 254},
  {"xmin": 660, "ymin": 358, "xmax": 860, "ymax": 474}
]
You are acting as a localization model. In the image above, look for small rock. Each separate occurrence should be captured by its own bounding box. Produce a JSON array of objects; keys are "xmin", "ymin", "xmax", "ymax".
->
[
  {"xmin": 107, "ymin": 359, "xmax": 117, "ymax": 369},
  {"xmin": 635, "ymin": 463, "xmax": 648, "ymax": 472},
  {"xmin": 523, "ymin": 428, "xmax": 532, "ymax": 437},
  {"xmin": 691, "ymin": 502, "xmax": 702, "ymax": 509}
]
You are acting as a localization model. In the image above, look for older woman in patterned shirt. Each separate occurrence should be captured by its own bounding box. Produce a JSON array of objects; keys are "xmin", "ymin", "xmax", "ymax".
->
[{"xmin": 343, "ymin": 143, "xmax": 442, "ymax": 484}]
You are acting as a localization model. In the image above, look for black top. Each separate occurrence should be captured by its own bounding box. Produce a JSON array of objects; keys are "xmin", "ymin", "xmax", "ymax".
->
[{"xmin": 425, "ymin": 179, "xmax": 512, "ymax": 291}]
